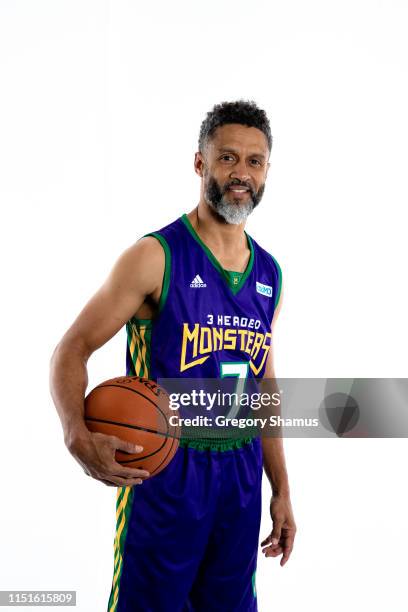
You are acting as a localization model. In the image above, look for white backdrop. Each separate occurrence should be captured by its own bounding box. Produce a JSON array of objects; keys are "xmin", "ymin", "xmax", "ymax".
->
[{"xmin": 1, "ymin": 1, "xmax": 407, "ymax": 610}]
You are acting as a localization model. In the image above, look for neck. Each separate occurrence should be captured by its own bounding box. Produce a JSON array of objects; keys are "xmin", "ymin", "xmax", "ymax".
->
[{"xmin": 186, "ymin": 202, "xmax": 247, "ymax": 254}]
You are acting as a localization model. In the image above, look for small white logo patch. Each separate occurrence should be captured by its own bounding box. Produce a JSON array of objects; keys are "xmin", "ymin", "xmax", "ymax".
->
[
  {"xmin": 256, "ymin": 281, "xmax": 273, "ymax": 297},
  {"xmin": 190, "ymin": 274, "xmax": 207, "ymax": 288}
]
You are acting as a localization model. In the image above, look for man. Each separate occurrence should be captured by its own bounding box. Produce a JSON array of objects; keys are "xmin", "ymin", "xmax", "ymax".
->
[{"xmin": 49, "ymin": 99, "xmax": 296, "ymax": 611}]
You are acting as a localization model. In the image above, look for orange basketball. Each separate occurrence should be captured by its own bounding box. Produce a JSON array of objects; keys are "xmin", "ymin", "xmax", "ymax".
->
[{"xmin": 84, "ymin": 375, "xmax": 180, "ymax": 477}]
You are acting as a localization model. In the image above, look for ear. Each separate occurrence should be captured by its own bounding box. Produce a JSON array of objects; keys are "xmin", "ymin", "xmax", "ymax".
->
[
  {"xmin": 265, "ymin": 161, "xmax": 271, "ymax": 178},
  {"xmin": 194, "ymin": 151, "xmax": 205, "ymax": 178}
]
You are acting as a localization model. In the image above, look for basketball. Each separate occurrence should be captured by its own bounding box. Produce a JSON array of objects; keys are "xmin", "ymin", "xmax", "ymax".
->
[{"xmin": 84, "ymin": 375, "xmax": 180, "ymax": 477}]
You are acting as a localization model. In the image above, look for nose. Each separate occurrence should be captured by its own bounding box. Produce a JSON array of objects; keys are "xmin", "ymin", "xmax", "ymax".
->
[{"xmin": 230, "ymin": 159, "xmax": 251, "ymax": 184}]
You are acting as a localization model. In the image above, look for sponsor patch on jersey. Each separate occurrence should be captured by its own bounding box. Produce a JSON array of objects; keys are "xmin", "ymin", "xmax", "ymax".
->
[
  {"xmin": 190, "ymin": 274, "xmax": 207, "ymax": 288},
  {"xmin": 256, "ymin": 281, "xmax": 273, "ymax": 298}
]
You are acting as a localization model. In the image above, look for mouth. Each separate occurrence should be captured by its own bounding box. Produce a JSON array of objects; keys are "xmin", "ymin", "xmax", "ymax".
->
[{"xmin": 226, "ymin": 186, "xmax": 251, "ymax": 199}]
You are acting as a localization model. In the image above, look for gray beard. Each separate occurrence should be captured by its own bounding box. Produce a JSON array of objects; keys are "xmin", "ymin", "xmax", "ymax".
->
[{"xmin": 206, "ymin": 197, "xmax": 254, "ymax": 225}]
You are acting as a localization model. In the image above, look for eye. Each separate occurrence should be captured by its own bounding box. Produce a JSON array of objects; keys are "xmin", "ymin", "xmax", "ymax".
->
[
  {"xmin": 220, "ymin": 154, "xmax": 235, "ymax": 162},
  {"xmin": 250, "ymin": 159, "xmax": 262, "ymax": 167}
]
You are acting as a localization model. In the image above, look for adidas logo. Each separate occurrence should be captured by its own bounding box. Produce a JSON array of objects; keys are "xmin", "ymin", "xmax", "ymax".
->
[{"xmin": 190, "ymin": 274, "xmax": 207, "ymax": 288}]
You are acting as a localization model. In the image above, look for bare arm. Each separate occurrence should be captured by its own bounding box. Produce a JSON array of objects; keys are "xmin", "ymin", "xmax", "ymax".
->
[
  {"xmin": 259, "ymin": 283, "xmax": 297, "ymax": 565},
  {"xmin": 49, "ymin": 235, "xmax": 164, "ymax": 486},
  {"xmin": 260, "ymin": 283, "xmax": 290, "ymax": 496}
]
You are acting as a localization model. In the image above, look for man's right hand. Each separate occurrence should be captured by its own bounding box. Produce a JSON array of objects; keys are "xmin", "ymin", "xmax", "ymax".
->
[{"xmin": 66, "ymin": 431, "xmax": 151, "ymax": 487}]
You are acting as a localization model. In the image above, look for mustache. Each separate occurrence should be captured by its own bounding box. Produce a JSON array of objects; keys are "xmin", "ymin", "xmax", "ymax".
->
[{"xmin": 223, "ymin": 180, "xmax": 254, "ymax": 193}]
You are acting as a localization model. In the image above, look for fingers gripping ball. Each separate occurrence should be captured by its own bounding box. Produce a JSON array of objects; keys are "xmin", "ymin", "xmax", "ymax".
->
[{"xmin": 84, "ymin": 376, "xmax": 180, "ymax": 477}]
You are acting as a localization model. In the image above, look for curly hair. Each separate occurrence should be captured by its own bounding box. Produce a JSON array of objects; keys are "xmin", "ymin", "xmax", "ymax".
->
[{"xmin": 198, "ymin": 99, "xmax": 272, "ymax": 153}]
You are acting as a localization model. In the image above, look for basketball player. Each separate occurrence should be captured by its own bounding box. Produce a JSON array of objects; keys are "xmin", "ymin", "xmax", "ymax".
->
[{"xmin": 49, "ymin": 100, "xmax": 296, "ymax": 611}]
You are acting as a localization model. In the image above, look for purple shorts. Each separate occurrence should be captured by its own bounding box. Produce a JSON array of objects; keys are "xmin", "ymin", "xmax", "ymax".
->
[{"xmin": 108, "ymin": 436, "xmax": 263, "ymax": 611}]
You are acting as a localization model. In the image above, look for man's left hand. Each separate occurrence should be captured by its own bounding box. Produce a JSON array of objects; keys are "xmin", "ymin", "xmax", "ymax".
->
[{"xmin": 261, "ymin": 494, "xmax": 296, "ymax": 566}]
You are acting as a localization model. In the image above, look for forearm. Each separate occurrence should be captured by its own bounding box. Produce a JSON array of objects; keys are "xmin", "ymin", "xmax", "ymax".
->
[
  {"xmin": 259, "ymin": 374, "xmax": 290, "ymax": 497},
  {"xmin": 49, "ymin": 339, "xmax": 91, "ymax": 448},
  {"xmin": 261, "ymin": 436, "xmax": 290, "ymax": 497}
]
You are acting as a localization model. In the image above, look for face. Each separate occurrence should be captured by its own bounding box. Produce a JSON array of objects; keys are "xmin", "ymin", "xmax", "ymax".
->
[{"xmin": 195, "ymin": 123, "xmax": 270, "ymax": 225}]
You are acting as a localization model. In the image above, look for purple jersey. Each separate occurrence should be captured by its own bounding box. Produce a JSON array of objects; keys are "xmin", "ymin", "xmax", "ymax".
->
[
  {"xmin": 126, "ymin": 212, "xmax": 281, "ymax": 381},
  {"xmin": 124, "ymin": 212, "xmax": 282, "ymax": 449}
]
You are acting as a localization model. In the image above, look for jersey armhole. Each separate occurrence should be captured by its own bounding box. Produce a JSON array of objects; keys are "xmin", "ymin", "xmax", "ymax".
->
[
  {"xmin": 268, "ymin": 253, "xmax": 282, "ymax": 312},
  {"xmin": 142, "ymin": 232, "xmax": 171, "ymax": 315}
]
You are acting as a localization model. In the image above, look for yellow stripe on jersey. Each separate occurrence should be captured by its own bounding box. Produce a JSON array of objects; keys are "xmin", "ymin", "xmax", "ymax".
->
[{"xmin": 107, "ymin": 317, "xmax": 151, "ymax": 611}]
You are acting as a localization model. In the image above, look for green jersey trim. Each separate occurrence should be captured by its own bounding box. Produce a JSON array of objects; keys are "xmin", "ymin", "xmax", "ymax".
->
[
  {"xmin": 143, "ymin": 232, "xmax": 171, "ymax": 315},
  {"xmin": 178, "ymin": 435, "xmax": 257, "ymax": 452},
  {"xmin": 252, "ymin": 569, "xmax": 257, "ymax": 598},
  {"xmin": 180, "ymin": 213, "xmax": 254, "ymax": 295},
  {"xmin": 224, "ymin": 269, "xmax": 243, "ymax": 288},
  {"xmin": 268, "ymin": 253, "xmax": 282, "ymax": 310}
]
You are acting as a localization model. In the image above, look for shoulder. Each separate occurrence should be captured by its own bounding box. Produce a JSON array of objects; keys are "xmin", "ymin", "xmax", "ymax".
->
[
  {"xmin": 121, "ymin": 234, "xmax": 165, "ymax": 266},
  {"xmin": 121, "ymin": 217, "xmax": 182, "ymax": 283},
  {"xmin": 125, "ymin": 215, "xmax": 181, "ymax": 263},
  {"xmin": 111, "ymin": 231, "xmax": 169, "ymax": 293}
]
